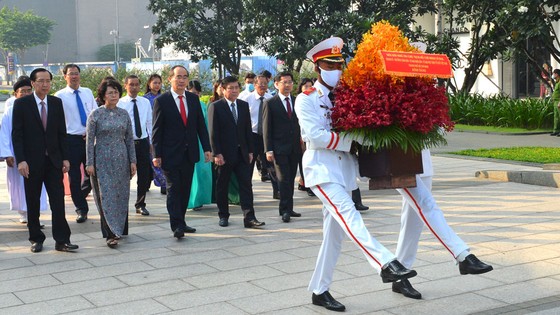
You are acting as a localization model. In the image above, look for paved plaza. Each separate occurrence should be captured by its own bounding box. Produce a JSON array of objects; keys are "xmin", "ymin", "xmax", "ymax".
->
[{"xmin": 0, "ymin": 127, "xmax": 559, "ymax": 314}]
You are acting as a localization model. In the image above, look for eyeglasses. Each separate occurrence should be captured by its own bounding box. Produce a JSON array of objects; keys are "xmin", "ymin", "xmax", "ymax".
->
[
  {"xmin": 279, "ymin": 81, "xmax": 294, "ymax": 85},
  {"xmin": 35, "ymin": 80, "xmax": 51, "ymax": 85},
  {"xmin": 66, "ymin": 72, "xmax": 80, "ymax": 76}
]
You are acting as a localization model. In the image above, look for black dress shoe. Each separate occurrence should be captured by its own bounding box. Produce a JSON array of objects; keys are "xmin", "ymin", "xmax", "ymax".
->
[
  {"xmin": 244, "ymin": 219, "xmax": 265, "ymax": 228},
  {"xmin": 355, "ymin": 203, "xmax": 369, "ymax": 211},
  {"xmin": 136, "ymin": 207, "xmax": 150, "ymax": 216},
  {"xmin": 173, "ymin": 228, "xmax": 185, "ymax": 239},
  {"xmin": 219, "ymin": 218, "xmax": 229, "ymax": 227},
  {"xmin": 312, "ymin": 291, "xmax": 345, "ymax": 312},
  {"xmin": 160, "ymin": 187, "xmax": 167, "ymax": 194},
  {"xmin": 459, "ymin": 254, "xmax": 493, "ymax": 275},
  {"xmin": 298, "ymin": 184, "xmax": 307, "ymax": 191},
  {"xmin": 307, "ymin": 189, "xmax": 315, "ymax": 197},
  {"xmin": 76, "ymin": 212, "xmax": 87, "ymax": 223},
  {"xmin": 30, "ymin": 242, "xmax": 43, "ymax": 253},
  {"xmin": 282, "ymin": 212, "xmax": 290, "ymax": 223},
  {"xmin": 55, "ymin": 242, "xmax": 79, "ymax": 252},
  {"xmin": 272, "ymin": 192, "xmax": 280, "ymax": 200},
  {"xmin": 261, "ymin": 174, "xmax": 271, "ymax": 182},
  {"xmin": 289, "ymin": 211, "xmax": 301, "ymax": 217},
  {"xmin": 392, "ymin": 279, "xmax": 422, "ymax": 299},
  {"xmin": 184, "ymin": 225, "xmax": 196, "ymax": 233},
  {"xmin": 380, "ymin": 260, "xmax": 417, "ymax": 283}
]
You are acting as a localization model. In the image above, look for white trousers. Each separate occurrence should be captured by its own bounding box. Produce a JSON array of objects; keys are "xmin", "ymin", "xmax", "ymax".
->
[
  {"xmin": 396, "ymin": 175, "xmax": 469, "ymax": 269},
  {"xmin": 308, "ymin": 183, "xmax": 396, "ymax": 294}
]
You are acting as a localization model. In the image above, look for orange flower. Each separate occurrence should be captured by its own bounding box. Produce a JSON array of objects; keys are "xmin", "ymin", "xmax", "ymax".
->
[{"xmin": 342, "ymin": 21, "xmax": 419, "ymax": 88}]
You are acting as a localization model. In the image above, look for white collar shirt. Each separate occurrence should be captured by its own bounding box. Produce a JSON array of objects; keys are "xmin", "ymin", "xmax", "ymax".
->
[
  {"xmin": 34, "ymin": 92, "xmax": 48, "ymax": 115},
  {"xmin": 117, "ymin": 95, "xmax": 153, "ymax": 140},
  {"xmin": 54, "ymin": 85, "xmax": 96, "ymax": 135},
  {"xmin": 245, "ymin": 90, "xmax": 272, "ymax": 133},
  {"xmin": 170, "ymin": 89, "xmax": 188, "ymax": 117},
  {"xmin": 277, "ymin": 92, "xmax": 292, "ymax": 114}
]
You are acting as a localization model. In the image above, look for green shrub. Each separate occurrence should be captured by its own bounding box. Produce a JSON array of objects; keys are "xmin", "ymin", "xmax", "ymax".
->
[{"xmin": 448, "ymin": 94, "xmax": 553, "ymax": 130}]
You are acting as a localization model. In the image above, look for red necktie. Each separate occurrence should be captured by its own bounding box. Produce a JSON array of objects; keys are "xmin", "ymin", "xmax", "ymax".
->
[
  {"xmin": 285, "ymin": 97, "xmax": 292, "ymax": 118},
  {"xmin": 179, "ymin": 95, "xmax": 187, "ymax": 126}
]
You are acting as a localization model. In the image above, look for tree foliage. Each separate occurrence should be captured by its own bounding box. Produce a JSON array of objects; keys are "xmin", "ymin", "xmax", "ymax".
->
[
  {"xmin": 96, "ymin": 42, "xmax": 136, "ymax": 62},
  {"xmin": 148, "ymin": 0, "xmax": 251, "ymax": 76},
  {"xmin": 0, "ymin": 7, "xmax": 55, "ymax": 65}
]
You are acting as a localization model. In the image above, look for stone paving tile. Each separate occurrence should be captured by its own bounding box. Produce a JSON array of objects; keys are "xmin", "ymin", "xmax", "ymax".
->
[
  {"xmin": 14, "ymin": 277, "xmax": 127, "ymax": 304},
  {"xmin": 143, "ymin": 248, "xmax": 237, "ymax": 269},
  {"xmin": 229, "ymin": 288, "xmax": 314, "ymax": 314},
  {"xmin": 185, "ymin": 264, "xmax": 284, "ymax": 289},
  {"xmin": 67, "ymin": 299, "xmax": 171, "ymax": 315},
  {"xmin": 0, "ymin": 293, "xmax": 22, "ymax": 309},
  {"xmin": 476, "ymin": 278, "xmax": 560, "ymax": 304},
  {"xmin": 0, "ymin": 295, "xmax": 93, "ymax": 315},
  {"xmin": 206, "ymin": 251, "xmax": 299, "ymax": 271},
  {"xmin": 0, "ymin": 274, "xmax": 61, "ymax": 295},
  {"xmin": 116, "ymin": 262, "xmax": 217, "ymax": 286},
  {"xmin": 0, "ymin": 259, "xmax": 93, "ymax": 282},
  {"xmin": 83, "ymin": 248, "xmax": 177, "ymax": 267},
  {"xmin": 387, "ymin": 292, "xmax": 507, "ymax": 315},
  {"xmin": 154, "ymin": 282, "xmax": 268, "ymax": 310},
  {"xmin": 83, "ymin": 279, "xmax": 194, "ymax": 307},
  {"xmin": 0, "ymin": 256, "xmax": 34, "ymax": 270},
  {"xmin": 158, "ymin": 301, "xmax": 247, "ymax": 315},
  {"xmin": 52, "ymin": 261, "xmax": 155, "ymax": 284},
  {"xmin": 481, "ymin": 260, "xmax": 560, "ymax": 284}
]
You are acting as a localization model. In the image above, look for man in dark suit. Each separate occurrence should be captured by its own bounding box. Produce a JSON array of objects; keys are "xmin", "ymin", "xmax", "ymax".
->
[
  {"xmin": 12, "ymin": 68, "xmax": 78, "ymax": 253},
  {"xmin": 152, "ymin": 65, "xmax": 212, "ymax": 239},
  {"xmin": 262, "ymin": 71, "xmax": 303, "ymax": 223},
  {"xmin": 208, "ymin": 76, "xmax": 265, "ymax": 229}
]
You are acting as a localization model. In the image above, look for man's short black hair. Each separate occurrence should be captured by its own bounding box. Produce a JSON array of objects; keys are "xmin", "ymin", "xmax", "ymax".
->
[
  {"xmin": 30, "ymin": 68, "xmax": 53, "ymax": 81},
  {"xmin": 63, "ymin": 64, "xmax": 81, "ymax": 75}
]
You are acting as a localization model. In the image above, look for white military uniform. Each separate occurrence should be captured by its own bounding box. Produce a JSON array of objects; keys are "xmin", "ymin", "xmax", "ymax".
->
[
  {"xmin": 395, "ymin": 149, "xmax": 470, "ymax": 268},
  {"xmin": 296, "ymin": 80, "xmax": 397, "ymax": 295}
]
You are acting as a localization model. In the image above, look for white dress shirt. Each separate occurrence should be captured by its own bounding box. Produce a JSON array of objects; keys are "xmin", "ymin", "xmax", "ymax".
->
[
  {"xmin": 54, "ymin": 85, "xmax": 96, "ymax": 135},
  {"xmin": 170, "ymin": 89, "xmax": 189, "ymax": 117},
  {"xmin": 34, "ymin": 92, "xmax": 48, "ymax": 115},
  {"xmin": 117, "ymin": 95, "xmax": 153, "ymax": 140},
  {"xmin": 277, "ymin": 92, "xmax": 292, "ymax": 113},
  {"xmin": 244, "ymin": 90, "xmax": 272, "ymax": 133}
]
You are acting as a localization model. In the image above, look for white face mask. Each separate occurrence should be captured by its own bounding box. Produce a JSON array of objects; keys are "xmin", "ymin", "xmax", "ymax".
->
[{"xmin": 319, "ymin": 67, "xmax": 342, "ymax": 88}]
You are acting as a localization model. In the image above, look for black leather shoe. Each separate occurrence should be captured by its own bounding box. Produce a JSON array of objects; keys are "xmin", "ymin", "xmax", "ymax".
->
[
  {"xmin": 273, "ymin": 192, "xmax": 280, "ymax": 200},
  {"xmin": 380, "ymin": 260, "xmax": 417, "ymax": 283},
  {"xmin": 184, "ymin": 225, "xmax": 196, "ymax": 233},
  {"xmin": 136, "ymin": 207, "xmax": 150, "ymax": 216},
  {"xmin": 289, "ymin": 211, "xmax": 301, "ymax": 217},
  {"xmin": 30, "ymin": 242, "xmax": 43, "ymax": 253},
  {"xmin": 173, "ymin": 228, "xmax": 185, "ymax": 239},
  {"xmin": 459, "ymin": 254, "xmax": 493, "ymax": 275},
  {"xmin": 160, "ymin": 187, "xmax": 167, "ymax": 194},
  {"xmin": 392, "ymin": 279, "xmax": 422, "ymax": 299},
  {"xmin": 312, "ymin": 291, "xmax": 345, "ymax": 312},
  {"xmin": 76, "ymin": 212, "xmax": 87, "ymax": 223},
  {"xmin": 298, "ymin": 184, "xmax": 307, "ymax": 191},
  {"xmin": 219, "ymin": 218, "xmax": 229, "ymax": 227},
  {"xmin": 261, "ymin": 174, "xmax": 271, "ymax": 182},
  {"xmin": 244, "ymin": 219, "xmax": 265, "ymax": 228},
  {"xmin": 307, "ymin": 189, "xmax": 315, "ymax": 197},
  {"xmin": 55, "ymin": 242, "xmax": 79, "ymax": 252},
  {"xmin": 282, "ymin": 212, "xmax": 290, "ymax": 223},
  {"xmin": 355, "ymin": 203, "xmax": 369, "ymax": 211}
]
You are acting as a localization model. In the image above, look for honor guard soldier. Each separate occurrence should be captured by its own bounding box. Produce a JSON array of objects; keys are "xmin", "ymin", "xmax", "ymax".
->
[{"xmin": 295, "ymin": 37, "xmax": 416, "ymax": 312}]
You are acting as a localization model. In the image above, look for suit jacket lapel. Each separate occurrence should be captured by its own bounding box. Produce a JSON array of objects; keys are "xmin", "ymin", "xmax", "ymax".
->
[
  {"xmin": 167, "ymin": 92, "xmax": 186, "ymax": 129},
  {"xmin": 32, "ymin": 97, "xmax": 45, "ymax": 132}
]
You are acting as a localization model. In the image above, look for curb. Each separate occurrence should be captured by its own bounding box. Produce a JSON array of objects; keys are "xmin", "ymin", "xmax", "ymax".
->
[{"xmin": 475, "ymin": 170, "xmax": 560, "ymax": 188}]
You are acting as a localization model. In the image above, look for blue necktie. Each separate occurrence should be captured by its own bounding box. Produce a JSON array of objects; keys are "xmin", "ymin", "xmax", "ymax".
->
[{"xmin": 74, "ymin": 90, "xmax": 87, "ymax": 126}]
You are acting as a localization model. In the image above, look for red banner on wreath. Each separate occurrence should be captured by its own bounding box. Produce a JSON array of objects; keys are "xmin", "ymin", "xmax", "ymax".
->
[{"xmin": 380, "ymin": 51, "xmax": 453, "ymax": 78}]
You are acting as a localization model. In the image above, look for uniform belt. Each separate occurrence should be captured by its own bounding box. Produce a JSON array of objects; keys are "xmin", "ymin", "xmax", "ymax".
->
[{"xmin": 134, "ymin": 138, "xmax": 149, "ymax": 143}]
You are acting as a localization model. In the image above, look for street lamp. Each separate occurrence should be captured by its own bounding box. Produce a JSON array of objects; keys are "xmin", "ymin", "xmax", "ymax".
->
[{"xmin": 110, "ymin": 29, "xmax": 118, "ymax": 67}]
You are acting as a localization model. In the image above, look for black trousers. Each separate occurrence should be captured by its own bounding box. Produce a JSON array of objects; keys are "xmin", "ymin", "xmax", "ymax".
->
[
  {"xmin": 216, "ymin": 148, "xmax": 255, "ymax": 223},
  {"xmin": 274, "ymin": 152, "xmax": 300, "ymax": 215},
  {"xmin": 251, "ymin": 132, "xmax": 278, "ymax": 193},
  {"xmin": 134, "ymin": 138, "xmax": 152, "ymax": 209},
  {"xmin": 66, "ymin": 135, "xmax": 91, "ymax": 214},
  {"xmin": 24, "ymin": 155, "xmax": 71, "ymax": 244},
  {"xmin": 162, "ymin": 149, "xmax": 195, "ymax": 232}
]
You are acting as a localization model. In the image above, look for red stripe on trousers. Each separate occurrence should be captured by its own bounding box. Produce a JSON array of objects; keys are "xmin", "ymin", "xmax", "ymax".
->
[
  {"xmin": 403, "ymin": 187, "xmax": 456, "ymax": 258},
  {"xmin": 317, "ymin": 185, "xmax": 382, "ymax": 266},
  {"xmin": 332, "ymin": 133, "xmax": 340, "ymax": 149}
]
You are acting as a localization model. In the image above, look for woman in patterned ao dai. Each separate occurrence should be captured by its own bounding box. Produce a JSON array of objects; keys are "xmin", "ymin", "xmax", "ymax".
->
[{"xmin": 86, "ymin": 79, "xmax": 137, "ymax": 248}]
